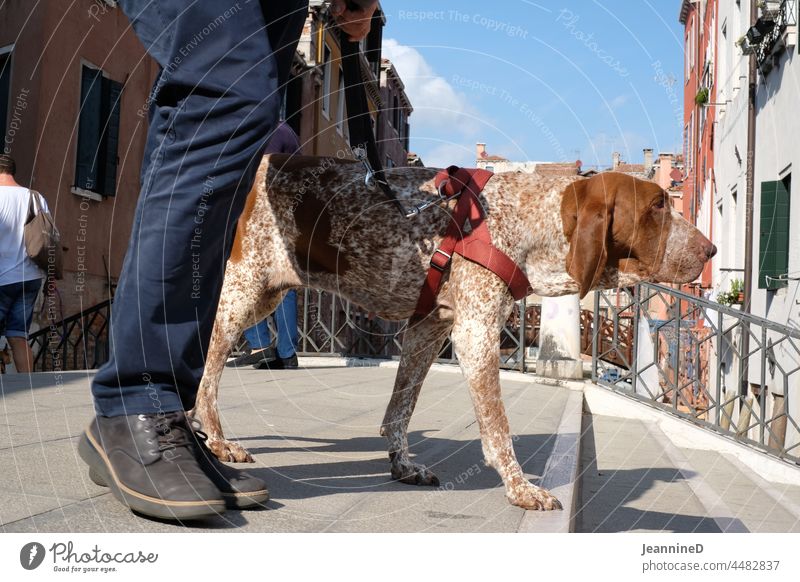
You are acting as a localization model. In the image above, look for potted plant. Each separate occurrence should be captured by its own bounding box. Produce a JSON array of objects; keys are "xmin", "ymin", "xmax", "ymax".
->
[
  {"xmin": 758, "ymin": 0, "xmax": 781, "ymax": 19},
  {"xmin": 717, "ymin": 279, "xmax": 744, "ymax": 307},
  {"xmin": 695, "ymin": 87, "xmax": 710, "ymax": 105}
]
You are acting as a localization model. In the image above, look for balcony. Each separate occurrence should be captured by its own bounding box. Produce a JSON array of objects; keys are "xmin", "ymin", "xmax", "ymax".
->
[{"xmin": 741, "ymin": 0, "xmax": 798, "ymax": 75}]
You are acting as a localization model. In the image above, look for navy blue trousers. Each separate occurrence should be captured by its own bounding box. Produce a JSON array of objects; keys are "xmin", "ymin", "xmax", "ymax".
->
[{"xmin": 92, "ymin": 0, "xmax": 307, "ymax": 416}]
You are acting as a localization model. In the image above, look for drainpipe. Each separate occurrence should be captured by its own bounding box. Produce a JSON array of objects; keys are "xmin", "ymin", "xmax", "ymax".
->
[{"xmin": 741, "ymin": 0, "xmax": 758, "ymax": 404}]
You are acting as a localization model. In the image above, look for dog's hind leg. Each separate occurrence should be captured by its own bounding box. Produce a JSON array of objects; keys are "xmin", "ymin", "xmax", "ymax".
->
[
  {"xmin": 193, "ymin": 267, "xmax": 288, "ymax": 463},
  {"xmin": 380, "ymin": 311, "xmax": 453, "ymax": 486},
  {"xmin": 449, "ymin": 260, "xmax": 562, "ymax": 511}
]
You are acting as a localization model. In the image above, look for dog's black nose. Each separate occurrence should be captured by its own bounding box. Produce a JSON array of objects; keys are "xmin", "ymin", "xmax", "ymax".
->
[{"xmin": 706, "ymin": 244, "xmax": 717, "ymax": 259}]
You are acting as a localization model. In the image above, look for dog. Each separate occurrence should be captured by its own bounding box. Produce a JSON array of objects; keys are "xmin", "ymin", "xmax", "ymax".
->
[{"xmin": 192, "ymin": 154, "xmax": 715, "ymax": 510}]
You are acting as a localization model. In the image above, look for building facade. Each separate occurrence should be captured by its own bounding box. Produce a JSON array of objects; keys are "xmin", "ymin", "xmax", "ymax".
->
[
  {"xmin": 377, "ymin": 59, "xmax": 412, "ymax": 169},
  {"xmin": 711, "ymin": 0, "xmax": 799, "ymax": 449},
  {"xmin": 288, "ymin": 1, "xmax": 411, "ymax": 166},
  {"xmin": 680, "ymin": 0, "xmax": 718, "ymax": 290},
  {"xmin": 1, "ymin": 0, "xmax": 157, "ymax": 324}
]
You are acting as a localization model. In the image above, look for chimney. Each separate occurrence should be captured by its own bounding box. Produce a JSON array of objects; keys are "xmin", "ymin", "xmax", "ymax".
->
[
  {"xmin": 643, "ymin": 148, "xmax": 654, "ymax": 173},
  {"xmin": 612, "ymin": 151, "xmax": 621, "ymax": 170},
  {"xmin": 476, "ymin": 143, "xmax": 486, "ymax": 160}
]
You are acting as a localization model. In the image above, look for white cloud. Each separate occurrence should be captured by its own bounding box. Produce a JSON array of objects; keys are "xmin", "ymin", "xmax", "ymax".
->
[
  {"xmin": 418, "ymin": 142, "xmax": 476, "ymax": 169},
  {"xmin": 382, "ymin": 39, "xmax": 480, "ymax": 137},
  {"xmin": 607, "ymin": 94, "xmax": 629, "ymax": 109}
]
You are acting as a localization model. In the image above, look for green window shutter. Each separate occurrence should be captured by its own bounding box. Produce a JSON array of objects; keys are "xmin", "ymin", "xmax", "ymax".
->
[
  {"xmin": 75, "ymin": 66, "xmax": 102, "ymax": 192},
  {"xmin": 100, "ymin": 77, "xmax": 121, "ymax": 197},
  {"xmin": 759, "ymin": 180, "xmax": 790, "ymax": 289}
]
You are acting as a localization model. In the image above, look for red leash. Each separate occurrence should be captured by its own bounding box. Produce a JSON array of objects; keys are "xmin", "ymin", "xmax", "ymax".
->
[{"xmin": 414, "ymin": 166, "xmax": 532, "ymax": 316}]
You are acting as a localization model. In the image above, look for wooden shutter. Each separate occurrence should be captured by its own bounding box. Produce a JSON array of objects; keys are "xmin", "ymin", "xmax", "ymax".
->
[
  {"xmin": 75, "ymin": 66, "xmax": 102, "ymax": 192},
  {"xmin": 101, "ymin": 77, "xmax": 121, "ymax": 197},
  {"xmin": 758, "ymin": 179, "xmax": 790, "ymax": 289}
]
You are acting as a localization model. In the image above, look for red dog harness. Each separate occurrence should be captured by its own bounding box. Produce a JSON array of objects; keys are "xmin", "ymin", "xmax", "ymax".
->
[{"xmin": 414, "ymin": 166, "xmax": 533, "ymax": 315}]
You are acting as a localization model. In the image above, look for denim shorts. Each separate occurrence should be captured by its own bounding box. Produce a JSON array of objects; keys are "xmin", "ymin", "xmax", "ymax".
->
[{"xmin": 0, "ymin": 279, "xmax": 42, "ymax": 338}]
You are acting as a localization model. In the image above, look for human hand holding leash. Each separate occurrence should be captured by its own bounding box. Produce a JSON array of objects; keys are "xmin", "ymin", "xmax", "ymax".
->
[{"xmin": 330, "ymin": 0, "xmax": 378, "ymax": 40}]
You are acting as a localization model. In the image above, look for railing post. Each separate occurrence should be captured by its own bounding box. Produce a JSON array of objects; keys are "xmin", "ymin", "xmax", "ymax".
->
[
  {"xmin": 760, "ymin": 327, "xmax": 768, "ymax": 445},
  {"xmin": 631, "ymin": 285, "xmax": 641, "ymax": 395},
  {"xmin": 715, "ymin": 309, "xmax": 723, "ymax": 427},
  {"xmin": 519, "ymin": 297, "xmax": 526, "ymax": 373},
  {"xmin": 592, "ymin": 290, "xmax": 600, "ymax": 382},
  {"xmin": 673, "ymin": 296, "xmax": 681, "ymax": 411}
]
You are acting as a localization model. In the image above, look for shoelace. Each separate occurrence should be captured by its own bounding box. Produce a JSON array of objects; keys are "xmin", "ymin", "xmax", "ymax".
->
[{"xmin": 140, "ymin": 412, "xmax": 195, "ymax": 453}]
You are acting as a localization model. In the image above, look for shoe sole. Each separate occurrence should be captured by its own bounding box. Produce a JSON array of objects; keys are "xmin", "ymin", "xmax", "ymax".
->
[
  {"xmin": 222, "ymin": 489, "xmax": 270, "ymax": 510},
  {"xmin": 78, "ymin": 430, "xmax": 226, "ymax": 521}
]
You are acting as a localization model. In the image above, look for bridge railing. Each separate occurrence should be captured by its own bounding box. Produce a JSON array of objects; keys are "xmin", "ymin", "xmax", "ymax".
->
[
  {"xmin": 24, "ymin": 283, "xmax": 798, "ymax": 464},
  {"xmin": 592, "ymin": 283, "xmax": 800, "ymax": 464}
]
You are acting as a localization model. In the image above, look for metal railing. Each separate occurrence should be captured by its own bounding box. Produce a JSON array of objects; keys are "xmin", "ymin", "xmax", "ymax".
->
[
  {"xmin": 28, "ymin": 299, "xmax": 111, "ymax": 373},
  {"xmin": 755, "ymin": 0, "xmax": 798, "ymax": 70},
  {"xmin": 23, "ymin": 283, "xmax": 799, "ymax": 464},
  {"xmin": 296, "ymin": 289, "xmax": 532, "ymax": 371},
  {"xmin": 592, "ymin": 283, "xmax": 800, "ymax": 464}
]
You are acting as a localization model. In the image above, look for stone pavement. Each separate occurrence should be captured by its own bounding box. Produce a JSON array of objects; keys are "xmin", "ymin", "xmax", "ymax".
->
[
  {"xmin": 576, "ymin": 413, "xmax": 800, "ymax": 533},
  {"xmin": 0, "ymin": 365, "xmax": 569, "ymax": 532},
  {"xmin": 3, "ymin": 364, "xmax": 799, "ymax": 533}
]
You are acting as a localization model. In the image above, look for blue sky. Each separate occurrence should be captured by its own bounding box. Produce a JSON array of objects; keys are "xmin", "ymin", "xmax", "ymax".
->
[{"xmin": 381, "ymin": 1, "xmax": 685, "ymax": 169}]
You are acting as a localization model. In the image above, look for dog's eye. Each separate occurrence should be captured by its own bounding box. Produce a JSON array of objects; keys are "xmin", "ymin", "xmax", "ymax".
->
[{"xmin": 653, "ymin": 198, "xmax": 666, "ymax": 210}]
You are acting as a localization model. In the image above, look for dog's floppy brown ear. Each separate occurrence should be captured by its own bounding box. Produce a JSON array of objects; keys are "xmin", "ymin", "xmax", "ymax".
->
[{"xmin": 561, "ymin": 177, "xmax": 614, "ymax": 298}]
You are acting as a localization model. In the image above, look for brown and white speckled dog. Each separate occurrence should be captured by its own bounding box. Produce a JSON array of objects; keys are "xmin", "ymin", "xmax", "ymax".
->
[{"xmin": 192, "ymin": 154, "xmax": 715, "ymax": 511}]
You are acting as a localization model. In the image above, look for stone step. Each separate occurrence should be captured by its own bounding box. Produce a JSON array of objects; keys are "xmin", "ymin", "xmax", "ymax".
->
[
  {"xmin": 579, "ymin": 386, "xmax": 800, "ymax": 533},
  {"xmin": 576, "ymin": 413, "xmax": 723, "ymax": 532}
]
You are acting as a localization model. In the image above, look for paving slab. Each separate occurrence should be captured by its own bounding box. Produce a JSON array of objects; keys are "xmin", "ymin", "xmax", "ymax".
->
[
  {"xmin": 1, "ymin": 366, "xmax": 571, "ymax": 532},
  {"xmin": 576, "ymin": 414, "xmax": 722, "ymax": 533},
  {"xmin": 680, "ymin": 449, "xmax": 800, "ymax": 533}
]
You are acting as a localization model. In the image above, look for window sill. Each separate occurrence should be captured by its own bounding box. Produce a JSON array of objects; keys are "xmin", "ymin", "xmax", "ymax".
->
[{"xmin": 71, "ymin": 187, "xmax": 103, "ymax": 202}]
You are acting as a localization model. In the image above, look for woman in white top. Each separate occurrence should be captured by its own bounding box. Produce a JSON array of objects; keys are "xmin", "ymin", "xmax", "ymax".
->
[{"xmin": 0, "ymin": 155, "xmax": 46, "ymax": 372}]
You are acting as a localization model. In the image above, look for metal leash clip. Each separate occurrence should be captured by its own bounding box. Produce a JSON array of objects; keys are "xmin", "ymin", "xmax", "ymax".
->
[
  {"xmin": 404, "ymin": 178, "xmax": 454, "ymax": 218},
  {"xmin": 352, "ymin": 147, "xmax": 378, "ymax": 190}
]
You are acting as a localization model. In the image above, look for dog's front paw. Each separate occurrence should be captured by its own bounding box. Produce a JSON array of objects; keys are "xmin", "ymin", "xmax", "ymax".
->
[
  {"xmin": 207, "ymin": 438, "xmax": 254, "ymax": 463},
  {"xmin": 390, "ymin": 460, "xmax": 440, "ymax": 487},
  {"xmin": 507, "ymin": 482, "xmax": 562, "ymax": 511}
]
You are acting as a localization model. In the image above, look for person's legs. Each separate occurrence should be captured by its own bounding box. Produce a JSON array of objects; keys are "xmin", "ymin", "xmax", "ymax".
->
[
  {"xmin": 273, "ymin": 289, "xmax": 298, "ymax": 359},
  {"xmin": 80, "ymin": 0, "xmax": 289, "ymax": 519},
  {"xmin": 0, "ymin": 279, "xmax": 41, "ymax": 373},
  {"xmin": 91, "ymin": 0, "xmax": 281, "ymax": 416},
  {"xmin": 226, "ymin": 319, "xmax": 274, "ymax": 367},
  {"xmin": 252, "ymin": 290, "xmax": 298, "ymax": 369},
  {"xmin": 8, "ymin": 337, "xmax": 32, "ymax": 373},
  {"xmin": 243, "ymin": 320, "xmax": 272, "ymax": 351}
]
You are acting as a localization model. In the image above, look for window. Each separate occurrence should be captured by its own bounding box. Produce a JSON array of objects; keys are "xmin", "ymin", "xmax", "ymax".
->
[
  {"xmin": 758, "ymin": 175, "xmax": 791, "ymax": 289},
  {"xmin": 321, "ymin": 44, "xmax": 331, "ymax": 118},
  {"xmin": 336, "ymin": 67, "xmax": 346, "ymax": 135},
  {"xmin": 685, "ymin": 21, "xmax": 694, "ymax": 80},
  {"xmin": 385, "ymin": 156, "xmax": 394, "ymax": 169},
  {"xmin": 0, "ymin": 48, "xmax": 11, "ymax": 136},
  {"xmin": 403, "ymin": 121, "xmax": 410, "ymax": 151},
  {"xmin": 75, "ymin": 65, "xmax": 121, "ymax": 197}
]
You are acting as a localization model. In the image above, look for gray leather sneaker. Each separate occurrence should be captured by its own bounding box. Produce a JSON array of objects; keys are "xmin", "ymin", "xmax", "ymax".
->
[
  {"xmin": 78, "ymin": 411, "xmax": 226, "ymax": 520},
  {"xmin": 189, "ymin": 421, "xmax": 270, "ymax": 509}
]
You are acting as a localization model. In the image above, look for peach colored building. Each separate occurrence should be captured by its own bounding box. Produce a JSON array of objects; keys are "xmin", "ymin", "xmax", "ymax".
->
[{"xmin": 1, "ymin": 0, "xmax": 157, "ymax": 323}]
